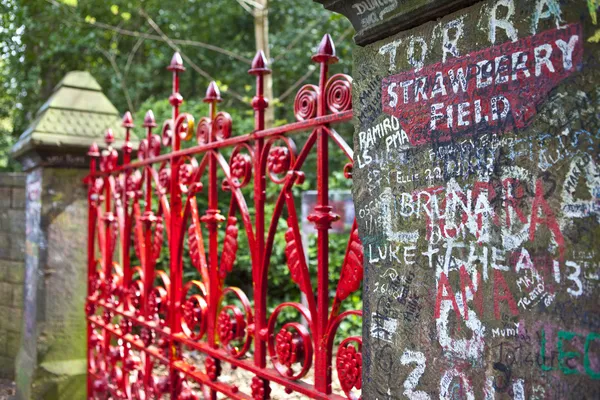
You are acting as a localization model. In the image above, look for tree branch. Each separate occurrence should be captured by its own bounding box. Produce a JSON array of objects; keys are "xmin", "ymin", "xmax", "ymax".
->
[
  {"xmin": 236, "ymin": 0, "xmax": 255, "ymax": 16},
  {"xmin": 277, "ymin": 66, "xmax": 316, "ymax": 102},
  {"xmin": 96, "ymin": 45, "xmax": 135, "ymax": 113},
  {"xmin": 46, "ymin": 0, "xmax": 251, "ymax": 64},
  {"xmin": 140, "ymin": 9, "xmax": 246, "ymax": 103},
  {"xmin": 272, "ymin": 17, "xmax": 325, "ymax": 63},
  {"xmin": 124, "ymin": 30, "xmax": 148, "ymax": 75}
]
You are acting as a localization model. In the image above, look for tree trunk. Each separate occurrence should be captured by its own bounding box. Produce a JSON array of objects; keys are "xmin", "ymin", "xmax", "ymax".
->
[{"xmin": 254, "ymin": 0, "xmax": 274, "ymax": 128}]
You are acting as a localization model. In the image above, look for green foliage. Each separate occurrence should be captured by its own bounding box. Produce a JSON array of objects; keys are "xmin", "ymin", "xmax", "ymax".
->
[
  {"xmin": 1, "ymin": 0, "xmax": 353, "ymax": 136},
  {"xmin": 2, "ymin": 0, "xmax": 360, "ymax": 337}
]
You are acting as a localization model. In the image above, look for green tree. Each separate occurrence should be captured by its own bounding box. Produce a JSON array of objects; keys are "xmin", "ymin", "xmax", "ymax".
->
[{"xmin": 1, "ymin": 0, "xmax": 360, "ymax": 336}]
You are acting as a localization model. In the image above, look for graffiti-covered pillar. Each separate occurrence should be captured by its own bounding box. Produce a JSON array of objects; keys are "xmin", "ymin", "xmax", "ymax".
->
[{"xmin": 316, "ymin": 0, "xmax": 600, "ymax": 397}]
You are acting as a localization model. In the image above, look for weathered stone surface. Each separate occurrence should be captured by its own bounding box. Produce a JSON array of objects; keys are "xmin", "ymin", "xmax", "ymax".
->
[
  {"xmin": 0, "ymin": 307, "xmax": 7, "ymax": 330},
  {"xmin": 0, "ymin": 173, "xmax": 26, "ymax": 188},
  {"xmin": 15, "ymin": 167, "xmax": 88, "ymax": 399},
  {"xmin": 12, "ymin": 188, "xmax": 26, "ymax": 209},
  {"xmin": 0, "ymin": 173, "xmax": 25, "ymax": 380},
  {"xmin": 8, "ymin": 209, "xmax": 26, "ymax": 235},
  {"xmin": 11, "ymin": 71, "xmax": 136, "ymax": 170},
  {"xmin": 11, "ymin": 284, "xmax": 23, "ymax": 309},
  {"xmin": 0, "ymin": 356, "xmax": 13, "ymax": 377},
  {"xmin": 4, "ymin": 261, "xmax": 25, "ymax": 284},
  {"xmin": 0, "ymin": 233, "xmax": 10, "ymax": 260},
  {"xmin": 0, "ymin": 188, "xmax": 11, "ymax": 209},
  {"xmin": 352, "ymin": 0, "xmax": 600, "ymax": 398},
  {"xmin": 0, "ymin": 283, "xmax": 11, "ymax": 306},
  {"xmin": 315, "ymin": 0, "xmax": 478, "ymax": 45}
]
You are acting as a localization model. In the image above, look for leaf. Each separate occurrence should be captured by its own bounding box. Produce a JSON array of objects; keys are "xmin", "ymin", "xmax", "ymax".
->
[
  {"xmin": 284, "ymin": 218, "xmax": 311, "ymax": 295},
  {"xmin": 219, "ymin": 217, "xmax": 238, "ymax": 279},
  {"xmin": 110, "ymin": 5, "xmax": 119, "ymax": 15},
  {"xmin": 58, "ymin": 0, "xmax": 77, "ymax": 6},
  {"xmin": 336, "ymin": 224, "xmax": 364, "ymax": 301}
]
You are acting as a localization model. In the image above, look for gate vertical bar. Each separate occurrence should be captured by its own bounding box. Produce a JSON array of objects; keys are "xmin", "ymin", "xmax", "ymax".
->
[
  {"xmin": 168, "ymin": 53, "xmax": 185, "ymax": 399},
  {"xmin": 122, "ymin": 113, "xmax": 134, "ymax": 292},
  {"xmin": 141, "ymin": 111, "xmax": 157, "ymax": 396},
  {"xmin": 249, "ymin": 50, "xmax": 270, "ymax": 395},
  {"xmin": 86, "ymin": 143, "xmax": 99, "ymax": 399},
  {"xmin": 101, "ymin": 130, "xmax": 116, "ymax": 393},
  {"xmin": 121, "ymin": 113, "xmax": 134, "ymax": 396},
  {"xmin": 310, "ymin": 34, "xmax": 338, "ymax": 394},
  {"xmin": 204, "ymin": 81, "xmax": 222, "ymax": 400}
]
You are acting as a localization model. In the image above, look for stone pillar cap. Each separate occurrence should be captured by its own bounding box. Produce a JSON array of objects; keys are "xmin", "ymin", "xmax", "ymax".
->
[{"xmin": 11, "ymin": 71, "xmax": 136, "ymax": 167}]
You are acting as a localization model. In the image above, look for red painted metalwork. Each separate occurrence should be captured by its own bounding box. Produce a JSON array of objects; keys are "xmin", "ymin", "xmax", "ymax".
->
[{"xmin": 85, "ymin": 34, "xmax": 363, "ymax": 399}]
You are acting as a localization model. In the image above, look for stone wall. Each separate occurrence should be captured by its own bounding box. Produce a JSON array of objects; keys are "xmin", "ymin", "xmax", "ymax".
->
[
  {"xmin": 0, "ymin": 172, "xmax": 26, "ymax": 379},
  {"xmin": 347, "ymin": 0, "xmax": 600, "ymax": 398}
]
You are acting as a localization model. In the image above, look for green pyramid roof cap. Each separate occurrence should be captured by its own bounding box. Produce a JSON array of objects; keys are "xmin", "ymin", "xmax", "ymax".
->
[{"xmin": 11, "ymin": 71, "xmax": 135, "ymax": 160}]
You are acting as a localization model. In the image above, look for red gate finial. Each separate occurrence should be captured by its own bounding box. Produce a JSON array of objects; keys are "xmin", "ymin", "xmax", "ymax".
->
[
  {"xmin": 312, "ymin": 33, "xmax": 338, "ymax": 64},
  {"xmin": 204, "ymin": 81, "xmax": 222, "ymax": 104}
]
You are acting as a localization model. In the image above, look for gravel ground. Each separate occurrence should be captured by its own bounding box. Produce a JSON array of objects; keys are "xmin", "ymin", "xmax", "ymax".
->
[
  {"xmin": 185, "ymin": 351, "xmax": 347, "ymax": 399},
  {"xmin": 0, "ymin": 379, "xmax": 15, "ymax": 400}
]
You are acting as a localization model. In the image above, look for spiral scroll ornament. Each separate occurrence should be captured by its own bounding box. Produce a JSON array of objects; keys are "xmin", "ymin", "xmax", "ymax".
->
[
  {"xmin": 213, "ymin": 111, "xmax": 232, "ymax": 140},
  {"xmin": 161, "ymin": 119, "xmax": 174, "ymax": 147},
  {"xmin": 294, "ymin": 84, "xmax": 319, "ymax": 121},
  {"xmin": 175, "ymin": 113, "xmax": 195, "ymax": 141},
  {"xmin": 196, "ymin": 117, "xmax": 211, "ymax": 145},
  {"xmin": 325, "ymin": 74, "xmax": 352, "ymax": 114}
]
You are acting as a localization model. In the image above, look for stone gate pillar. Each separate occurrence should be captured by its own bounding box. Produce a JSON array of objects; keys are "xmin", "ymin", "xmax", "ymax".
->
[
  {"xmin": 11, "ymin": 71, "xmax": 127, "ymax": 399},
  {"xmin": 317, "ymin": 0, "xmax": 600, "ymax": 397}
]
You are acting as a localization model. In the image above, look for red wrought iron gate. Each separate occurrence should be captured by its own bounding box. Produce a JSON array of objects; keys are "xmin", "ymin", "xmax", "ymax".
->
[{"xmin": 85, "ymin": 34, "xmax": 363, "ymax": 400}]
